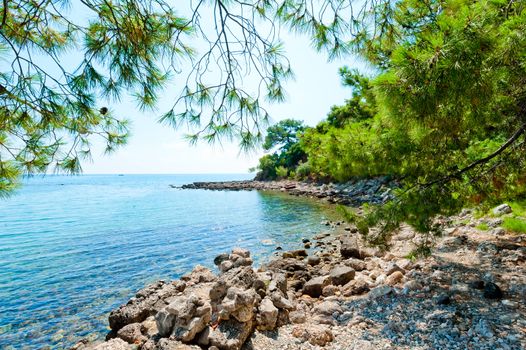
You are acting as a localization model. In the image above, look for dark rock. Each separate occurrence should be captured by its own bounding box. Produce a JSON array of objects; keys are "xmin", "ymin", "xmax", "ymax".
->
[
  {"xmin": 302, "ymin": 238, "xmax": 310, "ymax": 244},
  {"xmin": 214, "ymin": 253, "xmax": 230, "ymax": 266},
  {"xmin": 436, "ymin": 294, "xmax": 451, "ymax": 305},
  {"xmin": 484, "ymin": 282, "xmax": 503, "ymax": 299},
  {"xmin": 275, "ymin": 246, "xmax": 283, "ymax": 250},
  {"xmin": 468, "ymin": 280, "xmax": 485, "ymax": 290}
]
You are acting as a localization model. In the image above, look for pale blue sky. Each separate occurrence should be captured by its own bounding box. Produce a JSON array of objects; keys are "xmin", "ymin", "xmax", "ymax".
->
[
  {"xmin": 64, "ymin": 3, "xmax": 367, "ymax": 174},
  {"xmin": 84, "ymin": 29, "xmax": 364, "ymax": 174}
]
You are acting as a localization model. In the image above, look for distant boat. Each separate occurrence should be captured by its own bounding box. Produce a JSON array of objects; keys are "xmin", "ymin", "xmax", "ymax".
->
[{"xmin": 118, "ymin": 174, "xmax": 124, "ymax": 176}]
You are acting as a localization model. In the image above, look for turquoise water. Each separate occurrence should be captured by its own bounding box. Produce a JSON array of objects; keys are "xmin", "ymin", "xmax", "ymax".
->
[{"xmin": 0, "ymin": 174, "xmax": 336, "ymax": 349}]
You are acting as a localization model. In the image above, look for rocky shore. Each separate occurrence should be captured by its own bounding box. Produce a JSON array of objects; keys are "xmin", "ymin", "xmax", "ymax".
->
[
  {"xmin": 75, "ymin": 206, "xmax": 526, "ymax": 350},
  {"xmin": 178, "ymin": 177, "xmax": 397, "ymax": 206}
]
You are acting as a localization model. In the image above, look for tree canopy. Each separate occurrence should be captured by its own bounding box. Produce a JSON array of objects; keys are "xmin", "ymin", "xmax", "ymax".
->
[
  {"xmin": 293, "ymin": 0, "xmax": 526, "ymax": 247},
  {"xmin": 2, "ymin": 0, "xmax": 526, "ymax": 246},
  {"xmin": 254, "ymin": 118, "xmax": 306, "ymax": 180}
]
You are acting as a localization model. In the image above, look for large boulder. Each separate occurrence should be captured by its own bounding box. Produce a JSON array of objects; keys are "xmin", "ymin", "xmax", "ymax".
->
[
  {"xmin": 303, "ymin": 276, "xmax": 330, "ymax": 298},
  {"xmin": 492, "ymin": 204, "xmax": 512, "ymax": 216},
  {"xmin": 155, "ymin": 295, "xmax": 212, "ymax": 342},
  {"xmin": 116, "ymin": 323, "xmax": 147, "ymax": 345},
  {"xmin": 330, "ymin": 266, "xmax": 355, "ymax": 286},
  {"xmin": 256, "ymin": 297, "xmax": 278, "ymax": 330},
  {"xmin": 340, "ymin": 237, "xmax": 362, "ymax": 259},
  {"xmin": 216, "ymin": 287, "xmax": 257, "ymax": 322},
  {"xmin": 108, "ymin": 281, "xmax": 185, "ymax": 331},
  {"xmin": 197, "ymin": 319, "xmax": 254, "ymax": 350}
]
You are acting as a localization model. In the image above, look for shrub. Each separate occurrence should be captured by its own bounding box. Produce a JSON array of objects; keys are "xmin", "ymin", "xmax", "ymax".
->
[
  {"xmin": 275, "ymin": 166, "xmax": 288, "ymax": 179},
  {"xmin": 502, "ymin": 217, "xmax": 526, "ymax": 234},
  {"xmin": 476, "ymin": 222, "xmax": 489, "ymax": 231},
  {"xmin": 295, "ymin": 161, "xmax": 311, "ymax": 179}
]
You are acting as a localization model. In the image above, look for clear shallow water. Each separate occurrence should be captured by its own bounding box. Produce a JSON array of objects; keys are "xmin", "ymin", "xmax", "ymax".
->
[{"xmin": 0, "ymin": 174, "xmax": 337, "ymax": 349}]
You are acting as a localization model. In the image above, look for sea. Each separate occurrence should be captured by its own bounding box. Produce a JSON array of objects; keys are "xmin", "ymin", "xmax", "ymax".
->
[{"xmin": 0, "ymin": 174, "xmax": 337, "ymax": 349}]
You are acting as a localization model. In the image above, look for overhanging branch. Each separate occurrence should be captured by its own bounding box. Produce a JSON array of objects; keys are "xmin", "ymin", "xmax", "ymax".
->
[{"xmin": 422, "ymin": 122, "xmax": 526, "ymax": 188}]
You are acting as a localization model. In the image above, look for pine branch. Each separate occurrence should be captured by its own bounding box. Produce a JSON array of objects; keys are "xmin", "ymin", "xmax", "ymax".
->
[{"xmin": 422, "ymin": 122, "xmax": 526, "ymax": 188}]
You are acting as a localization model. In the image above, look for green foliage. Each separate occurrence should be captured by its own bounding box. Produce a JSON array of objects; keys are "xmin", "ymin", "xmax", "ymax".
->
[
  {"xmin": 476, "ymin": 223, "xmax": 490, "ymax": 231},
  {"xmin": 263, "ymin": 119, "xmax": 305, "ymax": 152},
  {"xmin": 502, "ymin": 217, "xmax": 526, "ymax": 234},
  {"xmin": 299, "ymin": 0, "xmax": 526, "ymax": 243},
  {"xmin": 509, "ymin": 201, "xmax": 526, "ymax": 218},
  {"xmin": 254, "ymin": 119, "xmax": 307, "ymax": 180},
  {"xmin": 295, "ymin": 161, "xmax": 312, "ymax": 180},
  {"xmin": 275, "ymin": 166, "xmax": 289, "ymax": 179},
  {"xmin": 326, "ymin": 67, "xmax": 376, "ymax": 128},
  {"xmin": 253, "ymin": 154, "xmax": 278, "ymax": 181}
]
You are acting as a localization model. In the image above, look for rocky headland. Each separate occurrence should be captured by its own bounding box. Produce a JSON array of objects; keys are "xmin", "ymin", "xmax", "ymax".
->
[
  {"xmin": 177, "ymin": 177, "xmax": 397, "ymax": 206},
  {"xmin": 74, "ymin": 202, "xmax": 526, "ymax": 350}
]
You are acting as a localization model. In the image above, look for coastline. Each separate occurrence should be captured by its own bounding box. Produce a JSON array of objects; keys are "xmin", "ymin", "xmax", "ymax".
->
[
  {"xmin": 178, "ymin": 177, "xmax": 397, "ymax": 206},
  {"xmin": 73, "ymin": 183, "xmax": 525, "ymax": 350}
]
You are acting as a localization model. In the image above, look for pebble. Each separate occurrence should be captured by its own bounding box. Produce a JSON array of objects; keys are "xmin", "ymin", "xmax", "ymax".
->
[
  {"xmin": 483, "ymin": 282, "xmax": 503, "ymax": 299},
  {"xmin": 436, "ymin": 294, "xmax": 451, "ymax": 305}
]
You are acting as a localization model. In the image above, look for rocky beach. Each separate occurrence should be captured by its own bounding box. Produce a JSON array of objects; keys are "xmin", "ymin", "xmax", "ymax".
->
[
  {"xmin": 179, "ymin": 178, "xmax": 397, "ymax": 206},
  {"xmin": 74, "ymin": 182, "xmax": 526, "ymax": 350}
]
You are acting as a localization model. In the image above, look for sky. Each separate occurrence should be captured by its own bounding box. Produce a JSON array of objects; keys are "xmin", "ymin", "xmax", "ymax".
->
[{"xmin": 76, "ymin": 9, "xmax": 365, "ymax": 175}]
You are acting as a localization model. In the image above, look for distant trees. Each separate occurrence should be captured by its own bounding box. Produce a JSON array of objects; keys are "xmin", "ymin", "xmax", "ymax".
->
[{"xmin": 253, "ymin": 119, "xmax": 306, "ymax": 180}]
